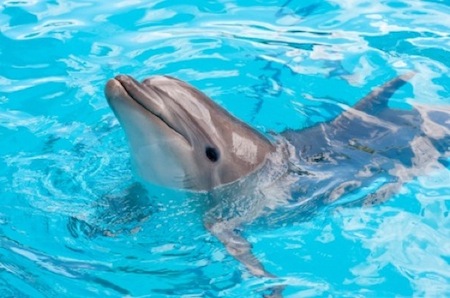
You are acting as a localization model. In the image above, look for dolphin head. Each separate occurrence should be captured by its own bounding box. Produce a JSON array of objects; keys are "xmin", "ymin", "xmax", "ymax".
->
[{"xmin": 105, "ymin": 75, "xmax": 276, "ymax": 191}]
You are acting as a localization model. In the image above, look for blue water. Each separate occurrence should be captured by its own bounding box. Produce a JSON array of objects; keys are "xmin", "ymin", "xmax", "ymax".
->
[{"xmin": 1, "ymin": 0, "xmax": 450, "ymax": 297}]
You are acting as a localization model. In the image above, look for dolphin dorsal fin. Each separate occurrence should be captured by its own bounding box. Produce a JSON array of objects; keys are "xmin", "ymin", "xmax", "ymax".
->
[
  {"xmin": 352, "ymin": 72, "xmax": 415, "ymax": 115},
  {"xmin": 330, "ymin": 72, "xmax": 416, "ymax": 128}
]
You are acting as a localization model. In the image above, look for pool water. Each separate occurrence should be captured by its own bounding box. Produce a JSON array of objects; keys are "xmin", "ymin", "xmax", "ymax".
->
[{"xmin": 1, "ymin": 0, "xmax": 450, "ymax": 297}]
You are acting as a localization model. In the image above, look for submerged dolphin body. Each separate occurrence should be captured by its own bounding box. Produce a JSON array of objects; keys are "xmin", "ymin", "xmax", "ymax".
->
[{"xmin": 105, "ymin": 73, "xmax": 449, "ymax": 296}]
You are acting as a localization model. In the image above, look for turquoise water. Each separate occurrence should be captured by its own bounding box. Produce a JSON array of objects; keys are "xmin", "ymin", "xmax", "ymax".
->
[{"xmin": 1, "ymin": 0, "xmax": 450, "ymax": 297}]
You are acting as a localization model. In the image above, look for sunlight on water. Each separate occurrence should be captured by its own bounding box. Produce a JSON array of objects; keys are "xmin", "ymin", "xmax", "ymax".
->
[{"xmin": 1, "ymin": 0, "xmax": 449, "ymax": 297}]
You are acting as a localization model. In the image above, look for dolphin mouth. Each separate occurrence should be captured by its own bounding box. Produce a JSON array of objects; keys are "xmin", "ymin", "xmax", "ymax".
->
[{"xmin": 106, "ymin": 75, "xmax": 191, "ymax": 146}]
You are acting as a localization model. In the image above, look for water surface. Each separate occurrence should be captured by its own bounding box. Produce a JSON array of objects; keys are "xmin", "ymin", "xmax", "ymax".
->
[{"xmin": 1, "ymin": 0, "xmax": 450, "ymax": 297}]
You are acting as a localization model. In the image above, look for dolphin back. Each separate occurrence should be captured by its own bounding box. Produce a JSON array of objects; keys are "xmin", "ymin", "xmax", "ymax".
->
[{"xmin": 282, "ymin": 72, "xmax": 449, "ymax": 208}]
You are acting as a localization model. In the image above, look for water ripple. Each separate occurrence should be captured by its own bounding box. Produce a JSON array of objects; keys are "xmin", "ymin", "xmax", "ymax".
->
[{"xmin": 1, "ymin": 0, "xmax": 449, "ymax": 297}]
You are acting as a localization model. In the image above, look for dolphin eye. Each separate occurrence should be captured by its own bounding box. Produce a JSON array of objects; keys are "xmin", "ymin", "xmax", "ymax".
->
[{"xmin": 205, "ymin": 147, "xmax": 220, "ymax": 162}]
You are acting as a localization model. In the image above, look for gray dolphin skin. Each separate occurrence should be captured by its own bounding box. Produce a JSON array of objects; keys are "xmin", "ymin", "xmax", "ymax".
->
[
  {"xmin": 106, "ymin": 75, "xmax": 275, "ymax": 190},
  {"xmin": 105, "ymin": 73, "xmax": 449, "ymax": 297}
]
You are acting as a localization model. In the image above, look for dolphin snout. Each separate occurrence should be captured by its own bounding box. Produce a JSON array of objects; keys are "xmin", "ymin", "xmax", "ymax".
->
[
  {"xmin": 104, "ymin": 78, "xmax": 122, "ymax": 101},
  {"xmin": 115, "ymin": 74, "xmax": 142, "ymax": 86},
  {"xmin": 105, "ymin": 75, "xmax": 140, "ymax": 103},
  {"xmin": 114, "ymin": 74, "xmax": 131, "ymax": 83}
]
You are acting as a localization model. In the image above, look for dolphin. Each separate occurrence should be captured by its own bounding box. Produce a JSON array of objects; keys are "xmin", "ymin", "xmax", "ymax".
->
[
  {"xmin": 105, "ymin": 73, "xmax": 449, "ymax": 297},
  {"xmin": 105, "ymin": 75, "xmax": 275, "ymax": 190}
]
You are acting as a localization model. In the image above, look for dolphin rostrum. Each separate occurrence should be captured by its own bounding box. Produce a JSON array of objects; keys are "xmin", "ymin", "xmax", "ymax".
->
[{"xmin": 105, "ymin": 73, "xmax": 449, "ymax": 297}]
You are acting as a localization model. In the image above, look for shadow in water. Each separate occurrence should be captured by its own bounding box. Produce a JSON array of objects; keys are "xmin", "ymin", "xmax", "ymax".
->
[{"xmin": 67, "ymin": 183, "xmax": 156, "ymax": 238}]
